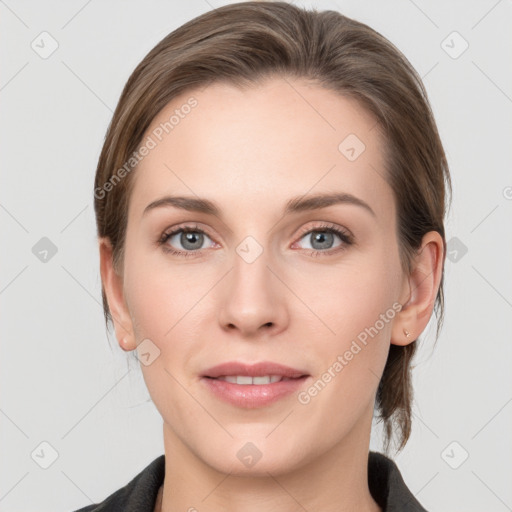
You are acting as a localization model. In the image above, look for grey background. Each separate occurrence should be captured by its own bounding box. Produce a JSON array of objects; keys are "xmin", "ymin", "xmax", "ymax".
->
[{"xmin": 1, "ymin": 1, "xmax": 511, "ymax": 511}]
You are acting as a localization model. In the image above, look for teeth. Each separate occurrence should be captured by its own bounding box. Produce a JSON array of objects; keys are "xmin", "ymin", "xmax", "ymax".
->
[{"xmin": 217, "ymin": 375, "xmax": 283, "ymax": 385}]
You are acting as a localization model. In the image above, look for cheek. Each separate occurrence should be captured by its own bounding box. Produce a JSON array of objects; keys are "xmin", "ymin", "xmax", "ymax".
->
[
  {"xmin": 123, "ymin": 250, "xmax": 204, "ymax": 423},
  {"xmin": 297, "ymin": 253, "xmax": 399, "ymax": 397},
  {"xmin": 123, "ymin": 241, "xmax": 202, "ymax": 341},
  {"xmin": 336, "ymin": 269, "xmax": 397, "ymax": 345},
  {"xmin": 302, "ymin": 255, "xmax": 399, "ymax": 344}
]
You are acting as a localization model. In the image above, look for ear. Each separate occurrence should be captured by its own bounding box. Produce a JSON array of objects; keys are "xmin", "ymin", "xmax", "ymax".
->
[
  {"xmin": 98, "ymin": 237, "xmax": 137, "ymax": 351},
  {"xmin": 391, "ymin": 231, "xmax": 445, "ymax": 346}
]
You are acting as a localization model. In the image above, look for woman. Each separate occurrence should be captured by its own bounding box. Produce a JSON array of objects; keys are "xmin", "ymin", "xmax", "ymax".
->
[{"xmin": 76, "ymin": 1, "xmax": 451, "ymax": 510}]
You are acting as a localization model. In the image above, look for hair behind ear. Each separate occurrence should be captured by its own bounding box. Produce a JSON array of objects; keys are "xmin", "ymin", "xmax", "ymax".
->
[{"xmin": 376, "ymin": 343, "xmax": 416, "ymax": 454}]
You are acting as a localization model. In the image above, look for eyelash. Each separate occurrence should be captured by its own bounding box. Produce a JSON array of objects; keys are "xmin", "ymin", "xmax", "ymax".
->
[{"xmin": 157, "ymin": 222, "xmax": 354, "ymax": 258}]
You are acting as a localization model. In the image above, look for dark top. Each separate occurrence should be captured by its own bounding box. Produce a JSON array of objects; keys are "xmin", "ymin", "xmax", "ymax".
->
[{"xmin": 73, "ymin": 451, "xmax": 427, "ymax": 511}]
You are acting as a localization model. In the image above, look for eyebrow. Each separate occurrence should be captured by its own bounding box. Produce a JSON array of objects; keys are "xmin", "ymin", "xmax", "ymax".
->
[{"xmin": 143, "ymin": 192, "xmax": 376, "ymax": 218}]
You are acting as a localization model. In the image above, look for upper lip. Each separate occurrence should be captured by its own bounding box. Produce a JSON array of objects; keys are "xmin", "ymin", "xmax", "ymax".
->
[{"xmin": 202, "ymin": 361, "xmax": 309, "ymax": 379}]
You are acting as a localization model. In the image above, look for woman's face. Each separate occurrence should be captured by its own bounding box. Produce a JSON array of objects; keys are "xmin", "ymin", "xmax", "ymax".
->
[{"xmin": 117, "ymin": 77, "xmax": 411, "ymax": 475}]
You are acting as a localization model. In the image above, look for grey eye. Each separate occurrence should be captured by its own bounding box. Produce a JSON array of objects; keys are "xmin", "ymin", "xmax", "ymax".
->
[
  {"xmin": 298, "ymin": 230, "xmax": 343, "ymax": 251},
  {"xmin": 168, "ymin": 230, "xmax": 212, "ymax": 251}
]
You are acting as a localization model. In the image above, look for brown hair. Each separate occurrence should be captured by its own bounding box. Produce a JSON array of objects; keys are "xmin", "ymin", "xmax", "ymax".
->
[{"xmin": 94, "ymin": 1, "xmax": 452, "ymax": 454}]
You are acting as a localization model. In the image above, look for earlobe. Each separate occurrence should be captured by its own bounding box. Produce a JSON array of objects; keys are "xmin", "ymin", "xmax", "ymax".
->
[
  {"xmin": 98, "ymin": 237, "xmax": 137, "ymax": 351},
  {"xmin": 391, "ymin": 231, "xmax": 444, "ymax": 346}
]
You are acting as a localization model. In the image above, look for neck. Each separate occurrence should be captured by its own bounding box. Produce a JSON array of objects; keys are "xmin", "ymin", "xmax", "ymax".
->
[{"xmin": 158, "ymin": 408, "xmax": 381, "ymax": 512}]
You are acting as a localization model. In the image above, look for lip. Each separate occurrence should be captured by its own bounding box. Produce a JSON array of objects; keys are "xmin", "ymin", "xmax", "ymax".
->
[
  {"xmin": 202, "ymin": 361, "xmax": 308, "ymax": 379},
  {"xmin": 201, "ymin": 361, "xmax": 310, "ymax": 409}
]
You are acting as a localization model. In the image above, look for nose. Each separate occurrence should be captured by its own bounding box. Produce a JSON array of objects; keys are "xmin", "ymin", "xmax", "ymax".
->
[{"xmin": 217, "ymin": 245, "xmax": 289, "ymax": 338}]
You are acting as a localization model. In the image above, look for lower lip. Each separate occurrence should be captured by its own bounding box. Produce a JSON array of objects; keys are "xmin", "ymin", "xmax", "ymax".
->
[{"xmin": 201, "ymin": 376, "xmax": 310, "ymax": 408}]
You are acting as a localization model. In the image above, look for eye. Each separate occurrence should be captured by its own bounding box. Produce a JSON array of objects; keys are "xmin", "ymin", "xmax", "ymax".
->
[
  {"xmin": 292, "ymin": 222, "xmax": 353, "ymax": 257},
  {"xmin": 158, "ymin": 224, "xmax": 216, "ymax": 257},
  {"xmin": 158, "ymin": 222, "xmax": 353, "ymax": 258}
]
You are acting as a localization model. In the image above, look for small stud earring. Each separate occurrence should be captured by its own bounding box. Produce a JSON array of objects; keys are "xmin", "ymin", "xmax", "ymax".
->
[{"xmin": 403, "ymin": 328, "xmax": 411, "ymax": 338}]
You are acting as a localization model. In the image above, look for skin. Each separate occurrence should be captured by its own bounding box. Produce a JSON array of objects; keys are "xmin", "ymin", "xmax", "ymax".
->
[{"xmin": 100, "ymin": 77, "xmax": 444, "ymax": 512}]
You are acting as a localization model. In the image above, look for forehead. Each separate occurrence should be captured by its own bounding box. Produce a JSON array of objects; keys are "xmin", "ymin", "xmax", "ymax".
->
[{"xmin": 128, "ymin": 77, "xmax": 392, "ymax": 224}]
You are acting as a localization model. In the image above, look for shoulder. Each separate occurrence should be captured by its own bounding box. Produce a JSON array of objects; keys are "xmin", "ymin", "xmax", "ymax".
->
[
  {"xmin": 368, "ymin": 451, "xmax": 429, "ymax": 512},
  {"xmin": 71, "ymin": 454, "xmax": 165, "ymax": 512}
]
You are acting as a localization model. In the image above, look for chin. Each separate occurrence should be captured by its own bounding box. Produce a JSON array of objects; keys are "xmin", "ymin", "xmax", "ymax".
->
[
  {"xmin": 211, "ymin": 451, "xmax": 301, "ymax": 478},
  {"xmin": 192, "ymin": 433, "xmax": 313, "ymax": 477}
]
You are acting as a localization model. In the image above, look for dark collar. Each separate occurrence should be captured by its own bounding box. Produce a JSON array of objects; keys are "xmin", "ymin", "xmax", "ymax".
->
[
  {"xmin": 73, "ymin": 451, "xmax": 427, "ymax": 511},
  {"xmin": 368, "ymin": 451, "xmax": 428, "ymax": 511}
]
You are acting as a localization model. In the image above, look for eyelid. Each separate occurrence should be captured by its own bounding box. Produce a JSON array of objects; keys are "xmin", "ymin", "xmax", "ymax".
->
[
  {"xmin": 295, "ymin": 221, "xmax": 352, "ymax": 239},
  {"xmin": 159, "ymin": 221, "xmax": 214, "ymax": 240}
]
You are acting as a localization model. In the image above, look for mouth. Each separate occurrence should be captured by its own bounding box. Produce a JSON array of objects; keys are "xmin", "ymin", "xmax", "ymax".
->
[
  {"xmin": 201, "ymin": 361, "xmax": 310, "ymax": 408},
  {"xmin": 202, "ymin": 361, "xmax": 308, "ymax": 379},
  {"xmin": 210, "ymin": 375, "xmax": 299, "ymax": 385}
]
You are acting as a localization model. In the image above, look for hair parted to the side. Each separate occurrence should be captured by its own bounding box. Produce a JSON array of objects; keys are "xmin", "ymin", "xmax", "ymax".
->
[{"xmin": 94, "ymin": 1, "xmax": 452, "ymax": 455}]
